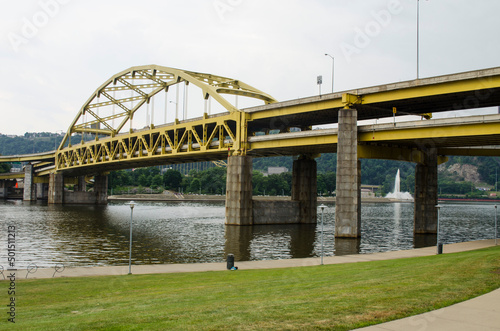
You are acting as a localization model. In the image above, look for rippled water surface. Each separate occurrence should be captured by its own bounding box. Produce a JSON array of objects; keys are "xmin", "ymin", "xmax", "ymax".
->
[{"xmin": 0, "ymin": 200, "xmax": 497, "ymax": 268}]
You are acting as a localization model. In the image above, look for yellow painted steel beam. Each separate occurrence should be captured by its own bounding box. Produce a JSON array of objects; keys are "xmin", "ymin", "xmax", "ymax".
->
[
  {"xmin": 63, "ymin": 177, "xmax": 79, "ymax": 185},
  {"xmin": 212, "ymin": 160, "xmax": 227, "ymax": 167},
  {"xmin": 438, "ymin": 147, "xmax": 500, "ymax": 157},
  {"xmin": 358, "ymin": 145, "xmax": 448, "ymax": 164},
  {"xmin": 33, "ymin": 176, "xmax": 50, "ymax": 184},
  {"xmin": 249, "ymin": 133, "xmax": 337, "ymax": 151},
  {"xmin": 248, "ymin": 97, "xmax": 344, "ymax": 121},
  {"xmin": 56, "ymin": 112, "xmax": 241, "ymax": 172},
  {"xmin": 60, "ymin": 65, "xmax": 277, "ymax": 151},
  {"xmin": 358, "ymin": 145, "xmax": 423, "ymax": 163},
  {"xmin": 361, "ymin": 75, "xmax": 500, "ymax": 105},
  {"xmin": 0, "ymin": 173, "xmax": 25, "ymax": 180},
  {"xmin": 359, "ymin": 122, "xmax": 500, "ymax": 142},
  {"xmin": 0, "ymin": 152, "xmax": 55, "ymax": 163},
  {"xmin": 247, "ymin": 68, "xmax": 500, "ymax": 122}
]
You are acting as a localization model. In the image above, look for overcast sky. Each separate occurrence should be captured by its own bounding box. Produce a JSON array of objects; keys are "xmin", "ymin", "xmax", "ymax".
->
[{"xmin": 1, "ymin": 0, "xmax": 499, "ymax": 135}]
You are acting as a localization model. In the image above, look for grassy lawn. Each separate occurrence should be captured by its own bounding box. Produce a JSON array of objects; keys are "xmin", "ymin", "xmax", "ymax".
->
[{"xmin": 1, "ymin": 246, "xmax": 499, "ymax": 330}]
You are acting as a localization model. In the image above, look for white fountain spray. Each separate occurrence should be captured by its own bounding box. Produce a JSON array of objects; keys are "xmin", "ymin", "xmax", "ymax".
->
[{"xmin": 386, "ymin": 169, "xmax": 414, "ymax": 200}]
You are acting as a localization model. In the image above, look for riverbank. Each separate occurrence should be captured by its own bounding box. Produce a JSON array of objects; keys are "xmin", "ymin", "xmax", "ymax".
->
[
  {"xmin": 108, "ymin": 194, "xmax": 394, "ymax": 203},
  {"xmin": 109, "ymin": 193, "xmax": 500, "ymax": 204},
  {"xmin": 10, "ymin": 239, "xmax": 497, "ymax": 279}
]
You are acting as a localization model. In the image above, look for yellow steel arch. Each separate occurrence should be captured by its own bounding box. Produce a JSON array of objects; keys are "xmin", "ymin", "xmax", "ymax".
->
[{"xmin": 59, "ymin": 65, "xmax": 277, "ymax": 149}]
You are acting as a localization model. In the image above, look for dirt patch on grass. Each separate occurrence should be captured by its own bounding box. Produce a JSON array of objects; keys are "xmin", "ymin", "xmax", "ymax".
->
[{"xmin": 492, "ymin": 268, "xmax": 500, "ymax": 275}]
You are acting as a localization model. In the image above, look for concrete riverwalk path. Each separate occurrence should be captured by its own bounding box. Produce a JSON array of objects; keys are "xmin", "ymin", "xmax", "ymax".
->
[
  {"xmin": 16, "ymin": 238, "xmax": 497, "ymax": 279},
  {"xmin": 9, "ymin": 239, "xmax": 499, "ymax": 330}
]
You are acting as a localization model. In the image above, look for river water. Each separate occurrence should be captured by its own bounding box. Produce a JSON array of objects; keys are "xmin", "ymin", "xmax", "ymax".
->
[{"xmin": 0, "ymin": 200, "xmax": 498, "ymax": 268}]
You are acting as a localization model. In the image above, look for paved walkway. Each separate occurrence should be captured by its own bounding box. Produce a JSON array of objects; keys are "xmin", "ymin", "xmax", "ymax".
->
[
  {"xmin": 355, "ymin": 287, "xmax": 500, "ymax": 330},
  {"xmin": 6, "ymin": 239, "xmax": 499, "ymax": 330}
]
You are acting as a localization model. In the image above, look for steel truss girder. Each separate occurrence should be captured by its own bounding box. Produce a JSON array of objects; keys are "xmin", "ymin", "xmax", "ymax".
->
[{"xmin": 56, "ymin": 113, "xmax": 243, "ymax": 172}]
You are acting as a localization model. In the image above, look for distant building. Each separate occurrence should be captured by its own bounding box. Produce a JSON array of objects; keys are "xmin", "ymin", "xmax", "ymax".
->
[{"xmin": 264, "ymin": 166, "xmax": 288, "ymax": 176}]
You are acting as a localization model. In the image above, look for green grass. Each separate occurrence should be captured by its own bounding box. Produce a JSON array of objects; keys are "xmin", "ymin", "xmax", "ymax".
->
[{"xmin": 1, "ymin": 246, "xmax": 499, "ymax": 330}]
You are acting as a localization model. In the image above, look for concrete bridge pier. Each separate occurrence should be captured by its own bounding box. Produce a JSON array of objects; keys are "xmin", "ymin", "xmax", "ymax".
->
[
  {"xmin": 76, "ymin": 176, "xmax": 87, "ymax": 192},
  {"xmin": 292, "ymin": 156, "xmax": 317, "ymax": 223},
  {"xmin": 48, "ymin": 173, "xmax": 64, "ymax": 204},
  {"xmin": 0, "ymin": 180, "xmax": 5, "ymax": 198},
  {"xmin": 225, "ymin": 154, "xmax": 318, "ymax": 225},
  {"xmin": 23, "ymin": 164, "xmax": 37, "ymax": 201},
  {"xmin": 0, "ymin": 180, "xmax": 10, "ymax": 198},
  {"xmin": 225, "ymin": 155, "xmax": 253, "ymax": 225},
  {"xmin": 335, "ymin": 107, "xmax": 361, "ymax": 238},
  {"xmin": 36, "ymin": 183, "xmax": 49, "ymax": 200},
  {"xmin": 94, "ymin": 174, "xmax": 108, "ymax": 205},
  {"xmin": 414, "ymin": 148, "xmax": 438, "ymax": 234},
  {"xmin": 48, "ymin": 173, "xmax": 108, "ymax": 204}
]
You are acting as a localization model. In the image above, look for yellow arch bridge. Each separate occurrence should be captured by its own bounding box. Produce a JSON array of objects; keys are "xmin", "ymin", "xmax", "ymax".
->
[{"xmin": 2, "ymin": 65, "xmax": 500, "ymax": 237}]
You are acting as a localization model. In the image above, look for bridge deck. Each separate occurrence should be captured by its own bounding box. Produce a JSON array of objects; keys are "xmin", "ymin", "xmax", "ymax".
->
[
  {"xmin": 245, "ymin": 67, "xmax": 500, "ymax": 132},
  {"xmin": 1, "ymin": 67, "xmax": 500, "ymax": 175}
]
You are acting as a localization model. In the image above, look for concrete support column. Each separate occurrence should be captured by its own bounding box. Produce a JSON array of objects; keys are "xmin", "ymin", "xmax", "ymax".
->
[
  {"xmin": 414, "ymin": 148, "xmax": 438, "ymax": 234},
  {"xmin": 76, "ymin": 176, "xmax": 87, "ymax": 192},
  {"xmin": 225, "ymin": 155, "xmax": 253, "ymax": 225},
  {"xmin": 0, "ymin": 180, "xmax": 6, "ymax": 199},
  {"xmin": 94, "ymin": 175, "xmax": 108, "ymax": 205},
  {"xmin": 291, "ymin": 157, "xmax": 317, "ymax": 223},
  {"xmin": 335, "ymin": 107, "xmax": 361, "ymax": 238},
  {"xmin": 23, "ymin": 164, "xmax": 36, "ymax": 201},
  {"xmin": 48, "ymin": 173, "xmax": 64, "ymax": 204},
  {"xmin": 36, "ymin": 183, "xmax": 49, "ymax": 200}
]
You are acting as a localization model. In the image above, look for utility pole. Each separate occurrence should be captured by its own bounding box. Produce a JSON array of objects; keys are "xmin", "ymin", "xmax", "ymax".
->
[
  {"xmin": 325, "ymin": 54, "xmax": 334, "ymax": 92},
  {"xmin": 317, "ymin": 75, "xmax": 322, "ymax": 97},
  {"xmin": 417, "ymin": 0, "xmax": 420, "ymax": 79}
]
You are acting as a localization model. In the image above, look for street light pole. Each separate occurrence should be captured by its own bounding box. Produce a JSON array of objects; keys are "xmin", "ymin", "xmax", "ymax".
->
[
  {"xmin": 495, "ymin": 205, "xmax": 498, "ymax": 246},
  {"xmin": 128, "ymin": 201, "xmax": 135, "ymax": 274},
  {"xmin": 417, "ymin": 0, "xmax": 421, "ymax": 79},
  {"xmin": 325, "ymin": 54, "xmax": 334, "ymax": 93},
  {"xmin": 319, "ymin": 204, "xmax": 326, "ymax": 265},
  {"xmin": 436, "ymin": 204, "xmax": 442, "ymax": 254}
]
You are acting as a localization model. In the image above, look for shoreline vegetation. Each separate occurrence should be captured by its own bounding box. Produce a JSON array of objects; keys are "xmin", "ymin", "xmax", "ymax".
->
[
  {"xmin": 108, "ymin": 193, "xmax": 500, "ymax": 204},
  {"xmin": 2, "ymin": 246, "xmax": 499, "ymax": 330},
  {"xmin": 108, "ymin": 194, "xmax": 393, "ymax": 203}
]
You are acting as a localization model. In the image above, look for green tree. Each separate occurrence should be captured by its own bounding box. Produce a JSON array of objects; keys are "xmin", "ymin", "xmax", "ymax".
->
[
  {"xmin": 403, "ymin": 174, "xmax": 415, "ymax": 194},
  {"xmin": 189, "ymin": 178, "xmax": 201, "ymax": 193},
  {"xmin": 0, "ymin": 163, "xmax": 11, "ymax": 173},
  {"xmin": 163, "ymin": 169, "xmax": 183, "ymax": 190},
  {"xmin": 200, "ymin": 167, "xmax": 226, "ymax": 194},
  {"xmin": 151, "ymin": 174, "xmax": 163, "ymax": 188},
  {"xmin": 252, "ymin": 171, "xmax": 266, "ymax": 195},
  {"xmin": 382, "ymin": 174, "xmax": 394, "ymax": 195},
  {"xmin": 138, "ymin": 174, "xmax": 149, "ymax": 187}
]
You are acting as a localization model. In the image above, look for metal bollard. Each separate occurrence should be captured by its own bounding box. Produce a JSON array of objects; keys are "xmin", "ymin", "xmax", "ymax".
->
[
  {"xmin": 227, "ymin": 254, "xmax": 234, "ymax": 270},
  {"xmin": 437, "ymin": 243, "xmax": 443, "ymax": 255}
]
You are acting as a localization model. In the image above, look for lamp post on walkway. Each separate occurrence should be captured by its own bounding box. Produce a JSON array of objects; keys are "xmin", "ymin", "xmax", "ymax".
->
[
  {"xmin": 495, "ymin": 205, "xmax": 498, "ymax": 246},
  {"xmin": 325, "ymin": 54, "xmax": 334, "ymax": 93},
  {"xmin": 128, "ymin": 201, "xmax": 135, "ymax": 274},
  {"xmin": 417, "ymin": 0, "xmax": 420, "ymax": 79},
  {"xmin": 319, "ymin": 204, "xmax": 327, "ymax": 265},
  {"xmin": 436, "ymin": 204, "xmax": 442, "ymax": 254}
]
